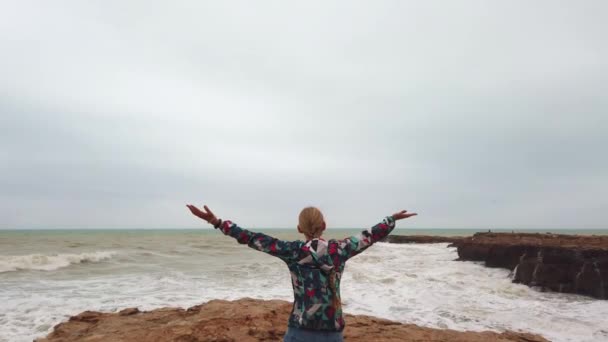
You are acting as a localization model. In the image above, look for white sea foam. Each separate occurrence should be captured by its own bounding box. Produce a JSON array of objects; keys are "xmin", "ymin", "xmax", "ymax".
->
[{"xmin": 0, "ymin": 251, "xmax": 118, "ymax": 273}]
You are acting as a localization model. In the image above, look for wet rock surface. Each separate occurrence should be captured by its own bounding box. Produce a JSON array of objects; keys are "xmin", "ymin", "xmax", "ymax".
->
[{"xmin": 36, "ymin": 298, "xmax": 548, "ymax": 342}]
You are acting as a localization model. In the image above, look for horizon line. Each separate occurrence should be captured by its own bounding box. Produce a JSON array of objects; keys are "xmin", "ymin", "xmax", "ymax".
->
[{"xmin": 1, "ymin": 227, "xmax": 607, "ymax": 231}]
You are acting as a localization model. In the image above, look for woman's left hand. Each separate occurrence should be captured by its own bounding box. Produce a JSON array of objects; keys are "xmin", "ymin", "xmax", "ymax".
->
[
  {"xmin": 186, "ymin": 204, "xmax": 219, "ymax": 226},
  {"xmin": 392, "ymin": 210, "xmax": 417, "ymax": 221}
]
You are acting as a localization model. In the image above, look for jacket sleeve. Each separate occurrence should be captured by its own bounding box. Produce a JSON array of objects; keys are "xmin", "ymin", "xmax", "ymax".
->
[
  {"xmin": 337, "ymin": 216, "xmax": 396, "ymax": 260},
  {"xmin": 217, "ymin": 220, "xmax": 300, "ymax": 262}
]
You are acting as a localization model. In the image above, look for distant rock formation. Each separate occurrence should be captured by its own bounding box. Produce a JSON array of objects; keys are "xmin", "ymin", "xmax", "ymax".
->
[
  {"xmin": 453, "ymin": 232, "xmax": 608, "ymax": 299},
  {"xmin": 384, "ymin": 235, "xmax": 465, "ymax": 244},
  {"xmin": 36, "ymin": 298, "xmax": 548, "ymax": 342}
]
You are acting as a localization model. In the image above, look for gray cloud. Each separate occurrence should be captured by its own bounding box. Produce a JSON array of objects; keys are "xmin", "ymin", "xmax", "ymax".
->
[{"xmin": 1, "ymin": 1, "xmax": 607, "ymax": 229}]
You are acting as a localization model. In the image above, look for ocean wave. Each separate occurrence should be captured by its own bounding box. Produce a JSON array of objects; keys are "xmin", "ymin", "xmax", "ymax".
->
[{"xmin": 0, "ymin": 251, "xmax": 118, "ymax": 273}]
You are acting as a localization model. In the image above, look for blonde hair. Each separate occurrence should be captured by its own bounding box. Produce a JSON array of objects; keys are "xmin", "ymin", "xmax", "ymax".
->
[{"xmin": 298, "ymin": 207, "xmax": 325, "ymax": 239}]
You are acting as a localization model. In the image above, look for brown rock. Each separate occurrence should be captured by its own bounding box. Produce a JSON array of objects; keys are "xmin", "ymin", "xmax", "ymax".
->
[
  {"xmin": 453, "ymin": 232, "xmax": 608, "ymax": 299},
  {"xmin": 35, "ymin": 298, "xmax": 548, "ymax": 342},
  {"xmin": 69, "ymin": 311, "xmax": 102, "ymax": 323},
  {"xmin": 385, "ymin": 235, "xmax": 465, "ymax": 244},
  {"xmin": 118, "ymin": 307, "xmax": 139, "ymax": 316}
]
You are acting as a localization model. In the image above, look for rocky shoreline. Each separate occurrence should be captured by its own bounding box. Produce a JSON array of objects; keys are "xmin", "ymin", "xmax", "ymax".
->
[
  {"xmin": 388, "ymin": 232, "xmax": 608, "ymax": 299},
  {"xmin": 36, "ymin": 298, "xmax": 548, "ymax": 342},
  {"xmin": 453, "ymin": 232, "xmax": 608, "ymax": 299}
]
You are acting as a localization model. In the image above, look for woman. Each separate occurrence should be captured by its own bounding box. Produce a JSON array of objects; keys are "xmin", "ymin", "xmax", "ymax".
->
[{"xmin": 186, "ymin": 204, "xmax": 416, "ymax": 342}]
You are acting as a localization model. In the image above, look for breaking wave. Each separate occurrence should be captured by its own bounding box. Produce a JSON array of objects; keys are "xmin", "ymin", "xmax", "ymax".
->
[{"xmin": 0, "ymin": 251, "xmax": 118, "ymax": 273}]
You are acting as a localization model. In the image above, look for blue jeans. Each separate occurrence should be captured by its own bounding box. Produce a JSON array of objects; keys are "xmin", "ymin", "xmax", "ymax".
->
[{"xmin": 283, "ymin": 327, "xmax": 344, "ymax": 342}]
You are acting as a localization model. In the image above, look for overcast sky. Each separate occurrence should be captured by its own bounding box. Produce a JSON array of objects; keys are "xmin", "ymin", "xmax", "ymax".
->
[{"xmin": 1, "ymin": 1, "xmax": 607, "ymax": 229}]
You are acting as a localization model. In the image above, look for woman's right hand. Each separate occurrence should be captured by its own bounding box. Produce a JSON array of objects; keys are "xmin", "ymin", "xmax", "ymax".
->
[
  {"xmin": 186, "ymin": 204, "xmax": 219, "ymax": 226},
  {"xmin": 392, "ymin": 210, "xmax": 417, "ymax": 221}
]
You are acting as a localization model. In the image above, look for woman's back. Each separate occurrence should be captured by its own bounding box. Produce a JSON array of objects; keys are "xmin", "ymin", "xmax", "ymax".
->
[
  {"xmin": 287, "ymin": 238, "xmax": 344, "ymax": 331},
  {"xmin": 217, "ymin": 215, "xmax": 398, "ymax": 332}
]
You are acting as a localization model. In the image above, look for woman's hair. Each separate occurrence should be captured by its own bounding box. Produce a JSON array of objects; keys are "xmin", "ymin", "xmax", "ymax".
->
[{"xmin": 298, "ymin": 207, "xmax": 325, "ymax": 239}]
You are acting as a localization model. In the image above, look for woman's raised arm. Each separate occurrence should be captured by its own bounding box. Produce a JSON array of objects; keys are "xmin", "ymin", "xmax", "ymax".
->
[
  {"xmin": 186, "ymin": 204, "xmax": 300, "ymax": 262},
  {"xmin": 338, "ymin": 210, "xmax": 417, "ymax": 260}
]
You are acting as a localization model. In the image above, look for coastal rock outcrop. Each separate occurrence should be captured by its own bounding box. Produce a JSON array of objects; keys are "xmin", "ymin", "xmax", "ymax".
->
[
  {"xmin": 384, "ymin": 235, "xmax": 464, "ymax": 244},
  {"xmin": 36, "ymin": 298, "xmax": 548, "ymax": 342},
  {"xmin": 454, "ymin": 232, "xmax": 608, "ymax": 299}
]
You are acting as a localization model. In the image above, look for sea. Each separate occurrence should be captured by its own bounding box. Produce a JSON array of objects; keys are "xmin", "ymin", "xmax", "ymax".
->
[{"xmin": 1, "ymin": 228, "xmax": 608, "ymax": 342}]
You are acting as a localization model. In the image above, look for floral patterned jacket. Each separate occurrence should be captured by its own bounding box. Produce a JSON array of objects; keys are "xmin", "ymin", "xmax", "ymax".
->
[{"xmin": 217, "ymin": 216, "xmax": 396, "ymax": 332}]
